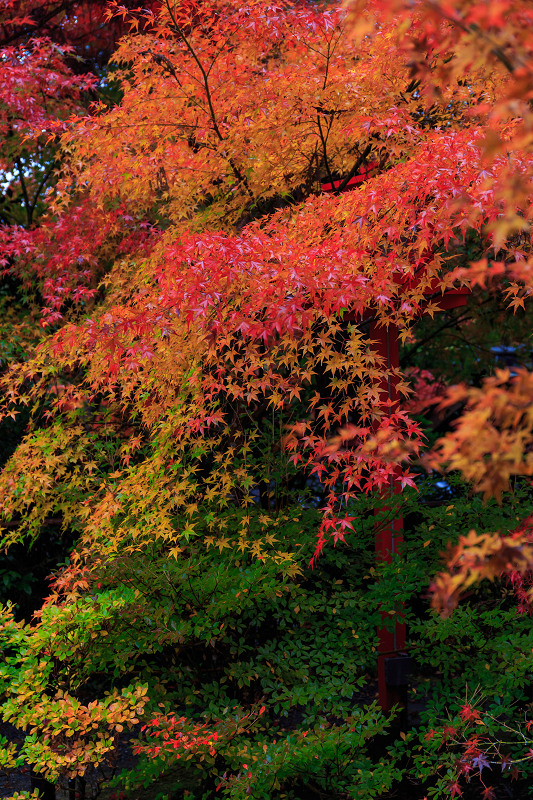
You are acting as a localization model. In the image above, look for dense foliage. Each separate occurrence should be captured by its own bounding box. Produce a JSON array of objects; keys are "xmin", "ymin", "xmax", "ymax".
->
[{"xmin": 1, "ymin": 1, "xmax": 533, "ymax": 798}]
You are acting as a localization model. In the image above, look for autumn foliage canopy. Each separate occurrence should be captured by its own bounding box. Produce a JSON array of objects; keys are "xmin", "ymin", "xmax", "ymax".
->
[{"xmin": 1, "ymin": 0, "xmax": 533, "ymax": 798}]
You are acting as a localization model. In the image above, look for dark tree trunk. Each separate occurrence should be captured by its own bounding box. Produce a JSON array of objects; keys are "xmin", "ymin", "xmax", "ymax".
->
[{"xmin": 30, "ymin": 769, "xmax": 56, "ymax": 800}]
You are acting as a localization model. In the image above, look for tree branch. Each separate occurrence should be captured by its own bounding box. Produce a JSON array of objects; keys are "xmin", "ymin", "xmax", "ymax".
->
[
  {"xmin": 29, "ymin": 160, "xmax": 57, "ymax": 218},
  {"xmin": 15, "ymin": 158, "xmax": 32, "ymax": 226},
  {"xmin": 335, "ymin": 142, "xmax": 374, "ymax": 194},
  {"xmin": 164, "ymin": 0, "xmax": 253, "ymax": 198},
  {"xmin": 316, "ymin": 113, "xmax": 335, "ymax": 192}
]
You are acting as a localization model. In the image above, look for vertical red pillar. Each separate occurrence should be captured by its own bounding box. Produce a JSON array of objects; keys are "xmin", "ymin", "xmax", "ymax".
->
[
  {"xmin": 321, "ymin": 170, "xmax": 469, "ymax": 714},
  {"xmin": 369, "ymin": 321, "xmax": 406, "ymax": 712}
]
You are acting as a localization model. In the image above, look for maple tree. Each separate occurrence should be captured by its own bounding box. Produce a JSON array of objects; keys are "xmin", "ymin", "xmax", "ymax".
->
[{"xmin": 1, "ymin": 0, "xmax": 533, "ymax": 798}]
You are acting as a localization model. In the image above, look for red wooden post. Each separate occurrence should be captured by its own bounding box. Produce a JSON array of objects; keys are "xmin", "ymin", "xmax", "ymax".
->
[
  {"xmin": 369, "ymin": 321, "xmax": 407, "ymax": 712},
  {"xmin": 322, "ymin": 172, "xmax": 470, "ymax": 713},
  {"xmin": 369, "ymin": 290, "xmax": 468, "ymax": 711}
]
